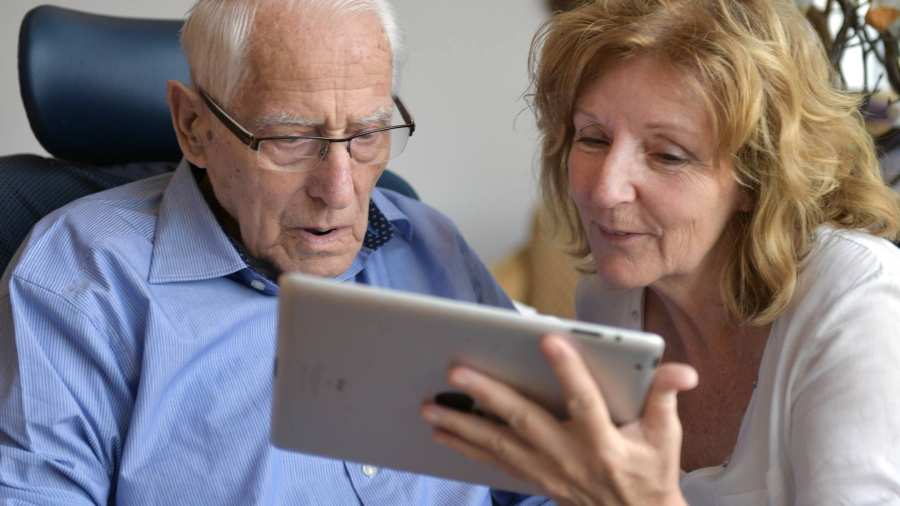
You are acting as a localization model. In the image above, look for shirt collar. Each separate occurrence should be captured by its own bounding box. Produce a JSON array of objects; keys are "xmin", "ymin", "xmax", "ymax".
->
[
  {"xmin": 149, "ymin": 160, "xmax": 246, "ymax": 284},
  {"xmin": 370, "ymin": 186, "xmax": 412, "ymax": 243},
  {"xmin": 149, "ymin": 160, "xmax": 414, "ymax": 285}
]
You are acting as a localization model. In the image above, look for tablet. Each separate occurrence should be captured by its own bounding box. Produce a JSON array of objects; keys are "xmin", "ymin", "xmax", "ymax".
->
[{"xmin": 270, "ymin": 273, "xmax": 664, "ymax": 494}]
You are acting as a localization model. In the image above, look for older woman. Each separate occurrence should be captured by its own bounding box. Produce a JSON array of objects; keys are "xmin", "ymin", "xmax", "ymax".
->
[{"xmin": 422, "ymin": 0, "xmax": 900, "ymax": 504}]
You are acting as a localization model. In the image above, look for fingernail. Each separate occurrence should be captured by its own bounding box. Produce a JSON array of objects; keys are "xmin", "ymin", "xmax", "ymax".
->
[
  {"xmin": 546, "ymin": 336, "xmax": 566, "ymax": 358},
  {"xmin": 450, "ymin": 368, "xmax": 473, "ymax": 387},
  {"xmin": 422, "ymin": 406, "xmax": 440, "ymax": 423}
]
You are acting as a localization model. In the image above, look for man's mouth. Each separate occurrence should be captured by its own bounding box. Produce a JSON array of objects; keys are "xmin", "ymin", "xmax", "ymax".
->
[{"xmin": 304, "ymin": 227, "xmax": 338, "ymax": 237}]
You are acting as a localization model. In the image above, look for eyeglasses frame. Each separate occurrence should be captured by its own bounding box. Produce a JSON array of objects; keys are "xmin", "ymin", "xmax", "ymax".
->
[{"xmin": 197, "ymin": 88, "xmax": 416, "ymax": 159}]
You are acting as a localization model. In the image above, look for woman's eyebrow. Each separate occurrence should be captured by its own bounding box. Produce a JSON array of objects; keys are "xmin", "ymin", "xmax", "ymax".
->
[
  {"xmin": 646, "ymin": 121, "xmax": 700, "ymax": 138},
  {"xmin": 573, "ymin": 109, "xmax": 602, "ymax": 122}
]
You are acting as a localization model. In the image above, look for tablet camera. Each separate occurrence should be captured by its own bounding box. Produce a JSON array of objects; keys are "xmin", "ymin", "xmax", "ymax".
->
[
  {"xmin": 434, "ymin": 391, "xmax": 507, "ymax": 425},
  {"xmin": 434, "ymin": 391, "xmax": 475, "ymax": 413}
]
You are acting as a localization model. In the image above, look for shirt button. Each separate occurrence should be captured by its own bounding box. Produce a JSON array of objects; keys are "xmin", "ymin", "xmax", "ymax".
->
[
  {"xmin": 250, "ymin": 279, "xmax": 266, "ymax": 291},
  {"xmin": 631, "ymin": 310, "xmax": 639, "ymax": 320},
  {"xmin": 362, "ymin": 465, "xmax": 379, "ymax": 477}
]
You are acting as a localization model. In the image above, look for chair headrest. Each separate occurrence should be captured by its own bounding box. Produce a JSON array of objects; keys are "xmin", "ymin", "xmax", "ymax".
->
[{"xmin": 19, "ymin": 5, "xmax": 191, "ymax": 164}]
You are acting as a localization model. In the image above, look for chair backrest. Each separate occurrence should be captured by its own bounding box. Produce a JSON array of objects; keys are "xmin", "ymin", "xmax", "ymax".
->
[
  {"xmin": 2, "ymin": 4, "xmax": 418, "ymax": 274},
  {"xmin": 20, "ymin": 5, "xmax": 188, "ymax": 164}
]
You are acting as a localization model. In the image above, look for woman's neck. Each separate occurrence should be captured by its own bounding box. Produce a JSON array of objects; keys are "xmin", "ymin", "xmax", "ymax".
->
[
  {"xmin": 644, "ymin": 257, "xmax": 766, "ymax": 362},
  {"xmin": 644, "ymin": 278, "xmax": 770, "ymax": 369}
]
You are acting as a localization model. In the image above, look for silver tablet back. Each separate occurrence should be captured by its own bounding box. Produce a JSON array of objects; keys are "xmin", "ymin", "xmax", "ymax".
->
[{"xmin": 271, "ymin": 273, "xmax": 664, "ymax": 494}]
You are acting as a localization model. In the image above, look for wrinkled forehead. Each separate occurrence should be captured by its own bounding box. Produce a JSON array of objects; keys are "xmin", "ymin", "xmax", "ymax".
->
[
  {"xmin": 243, "ymin": 7, "xmax": 392, "ymax": 94},
  {"xmin": 580, "ymin": 55, "xmax": 711, "ymax": 121}
]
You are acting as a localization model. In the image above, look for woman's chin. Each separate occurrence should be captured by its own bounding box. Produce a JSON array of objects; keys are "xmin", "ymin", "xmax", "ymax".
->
[{"xmin": 593, "ymin": 261, "xmax": 655, "ymax": 291}]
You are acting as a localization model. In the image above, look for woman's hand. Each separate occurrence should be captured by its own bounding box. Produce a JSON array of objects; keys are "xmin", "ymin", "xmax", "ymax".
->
[{"xmin": 421, "ymin": 333, "xmax": 697, "ymax": 506}]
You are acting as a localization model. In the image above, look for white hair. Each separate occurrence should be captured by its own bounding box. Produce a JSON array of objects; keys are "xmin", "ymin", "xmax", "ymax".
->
[{"xmin": 181, "ymin": 0, "xmax": 402, "ymax": 106}]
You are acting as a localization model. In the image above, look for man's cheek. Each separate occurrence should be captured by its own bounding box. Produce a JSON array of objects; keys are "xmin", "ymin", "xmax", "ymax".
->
[{"xmin": 234, "ymin": 201, "xmax": 273, "ymax": 247}]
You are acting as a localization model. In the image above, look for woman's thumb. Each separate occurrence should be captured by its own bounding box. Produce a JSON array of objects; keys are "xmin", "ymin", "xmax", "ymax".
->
[{"xmin": 641, "ymin": 363, "xmax": 698, "ymax": 435}]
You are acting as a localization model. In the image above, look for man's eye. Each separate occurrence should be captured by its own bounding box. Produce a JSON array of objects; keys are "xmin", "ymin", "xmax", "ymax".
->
[
  {"xmin": 353, "ymin": 131, "xmax": 383, "ymax": 145},
  {"xmin": 269, "ymin": 138, "xmax": 320, "ymax": 156},
  {"xmin": 277, "ymin": 138, "xmax": 314, "ymax": 147}
]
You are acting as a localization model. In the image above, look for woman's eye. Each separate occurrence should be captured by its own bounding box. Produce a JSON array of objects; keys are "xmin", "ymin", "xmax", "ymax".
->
[
  {"xmin": 652, "ymin": 151, "xmax": 690, "ymax": 167},
  {"xmin": 575, "ymin": 136, "xmax": 609, "ymax": 149},
  {"xmin": 660, "ymin": 153, "xmax": 685, "ymax": 163}
]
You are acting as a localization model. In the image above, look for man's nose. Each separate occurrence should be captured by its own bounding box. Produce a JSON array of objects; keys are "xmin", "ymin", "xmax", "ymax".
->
[
  {"xmin": 306, "ymin": 141, "xmax": 355, "ymax": 208},
  {"xmin": 590, "ymin": 142, "xmax": 638, "ymax": 208}
]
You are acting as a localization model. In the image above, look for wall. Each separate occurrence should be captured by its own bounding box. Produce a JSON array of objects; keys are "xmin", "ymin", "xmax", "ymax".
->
[
  {"xmin": 0, "ymin": 0, "xmax": 547, "ymax": 266},
  {"xmin": 389, "ymin": 1, "xmax": 546, "ymax": 265}
]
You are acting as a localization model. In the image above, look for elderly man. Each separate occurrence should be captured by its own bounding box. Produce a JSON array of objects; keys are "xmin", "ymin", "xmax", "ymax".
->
[{"xmin": 0, "ymin": 1, "xmax": 545, "ymax": 504}]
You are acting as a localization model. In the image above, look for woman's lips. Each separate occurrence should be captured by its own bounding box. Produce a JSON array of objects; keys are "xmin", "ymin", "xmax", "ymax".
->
[{"xmin": 595, "ymin": 224, "xmax": 648, "ymax": 243}]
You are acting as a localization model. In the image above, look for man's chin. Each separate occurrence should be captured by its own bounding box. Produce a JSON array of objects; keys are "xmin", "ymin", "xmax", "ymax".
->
[{"xmin": 272, "ymin": 250, "xmax": 358, "ymax": 279}]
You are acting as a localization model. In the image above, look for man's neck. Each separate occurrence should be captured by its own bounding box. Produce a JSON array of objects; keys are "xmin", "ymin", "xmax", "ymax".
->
[{"xmin": 190, "ymin": 165, "xmax": 281, "ymax": 282}]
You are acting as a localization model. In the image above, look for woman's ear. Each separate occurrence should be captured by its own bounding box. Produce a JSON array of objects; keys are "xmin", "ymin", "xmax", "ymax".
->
[
  {"xmin": 737, "ymin": 187, "xmax": 755, "ymax": 213},
  {"xmin": 730, "ymin": 164, "xmax": 755, "ymax": 213},
  {"xmin": 167, "ymin": 80, "xmax": 209, "ymax": 167}
]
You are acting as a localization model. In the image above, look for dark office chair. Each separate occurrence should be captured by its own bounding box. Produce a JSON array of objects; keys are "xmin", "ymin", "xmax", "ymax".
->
[{"xmin": 0, "ymin": 5, "xmax": 418, "ymax": 274}]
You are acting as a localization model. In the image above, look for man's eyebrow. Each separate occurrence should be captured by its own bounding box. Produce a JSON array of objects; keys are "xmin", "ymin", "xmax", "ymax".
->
[
  {"xmin": 252, "ymin": 113, "xmax": 319, "ymax": 131},
  {"xmin": 252, "ymin": 106, "xmax": 395, "ymax": 132},
  {"xmin": 351, "ymin": 107, "xmax": 394, "ymax": 128}
]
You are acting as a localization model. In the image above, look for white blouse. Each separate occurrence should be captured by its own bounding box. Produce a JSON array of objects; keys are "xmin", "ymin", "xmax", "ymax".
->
[{"xmin": 576, "ymin": 227, "xmax": 900, "ymax": 505}]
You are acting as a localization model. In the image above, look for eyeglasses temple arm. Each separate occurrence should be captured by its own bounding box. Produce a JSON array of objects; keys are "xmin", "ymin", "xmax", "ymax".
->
[
  {"xmin": 393, "ymin": 95, "xmax": 416, "ymax": 136},
  {"xmin": 198, "ymin": 89, "xmax": 261, "ymax": 150}
]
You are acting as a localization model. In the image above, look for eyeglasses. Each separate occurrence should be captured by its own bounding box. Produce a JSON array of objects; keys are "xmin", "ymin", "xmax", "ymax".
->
[{"xmin": 198, "ymin": 88, "xmax": 416, "ymax": 172}]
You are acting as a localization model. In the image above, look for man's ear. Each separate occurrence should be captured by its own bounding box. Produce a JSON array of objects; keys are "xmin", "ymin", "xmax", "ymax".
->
[{"xmin": 167, "ymin": 80, "xmax": 209, "ymax": 167}]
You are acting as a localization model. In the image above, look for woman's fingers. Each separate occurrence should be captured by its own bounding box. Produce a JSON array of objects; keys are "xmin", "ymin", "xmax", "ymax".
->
[
  {"xmin": 541, "ymin": 334, "xmax": 615, "ymax": 432},
  {"xmin": 429, "ymin": 428, "xmax": 529, "ymax": 482},
  {"xmin": 444, "ymin": 366, "xmax": 569, "ymax": 457},
  {"xmin": 425, "ymin": 406, "xmax": 582, "ymax": 498},
  {"xmin": 422, "ymin": 401, "xmax": 533, "ymax": 463},
  {"xmin": 423, "ymin": 339, "xmax": 694, "ymax": 506},
  {"xmin": 640, "ymin": 363, "xmax": 698, "ymax": 439},
  {"xmin": 422, "ymin": 404, "xmax": 544, "ymax": 481}
]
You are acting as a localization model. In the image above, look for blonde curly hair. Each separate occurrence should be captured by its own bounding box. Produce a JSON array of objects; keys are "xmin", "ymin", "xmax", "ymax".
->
[{"xmin": 532, "ymin": 0, "xmax": 900, "ymax": 325}]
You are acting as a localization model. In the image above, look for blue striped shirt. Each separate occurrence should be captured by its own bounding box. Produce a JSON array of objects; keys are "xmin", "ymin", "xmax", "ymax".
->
[{"xmin": 0, "ymin": 161, "xmax": 547, "ymax": 505}]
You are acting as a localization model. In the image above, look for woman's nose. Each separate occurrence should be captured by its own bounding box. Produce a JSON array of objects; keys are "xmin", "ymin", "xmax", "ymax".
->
[{"xmin": 590, "ymin": 143, "xmax": 637, "ymax": 208}]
